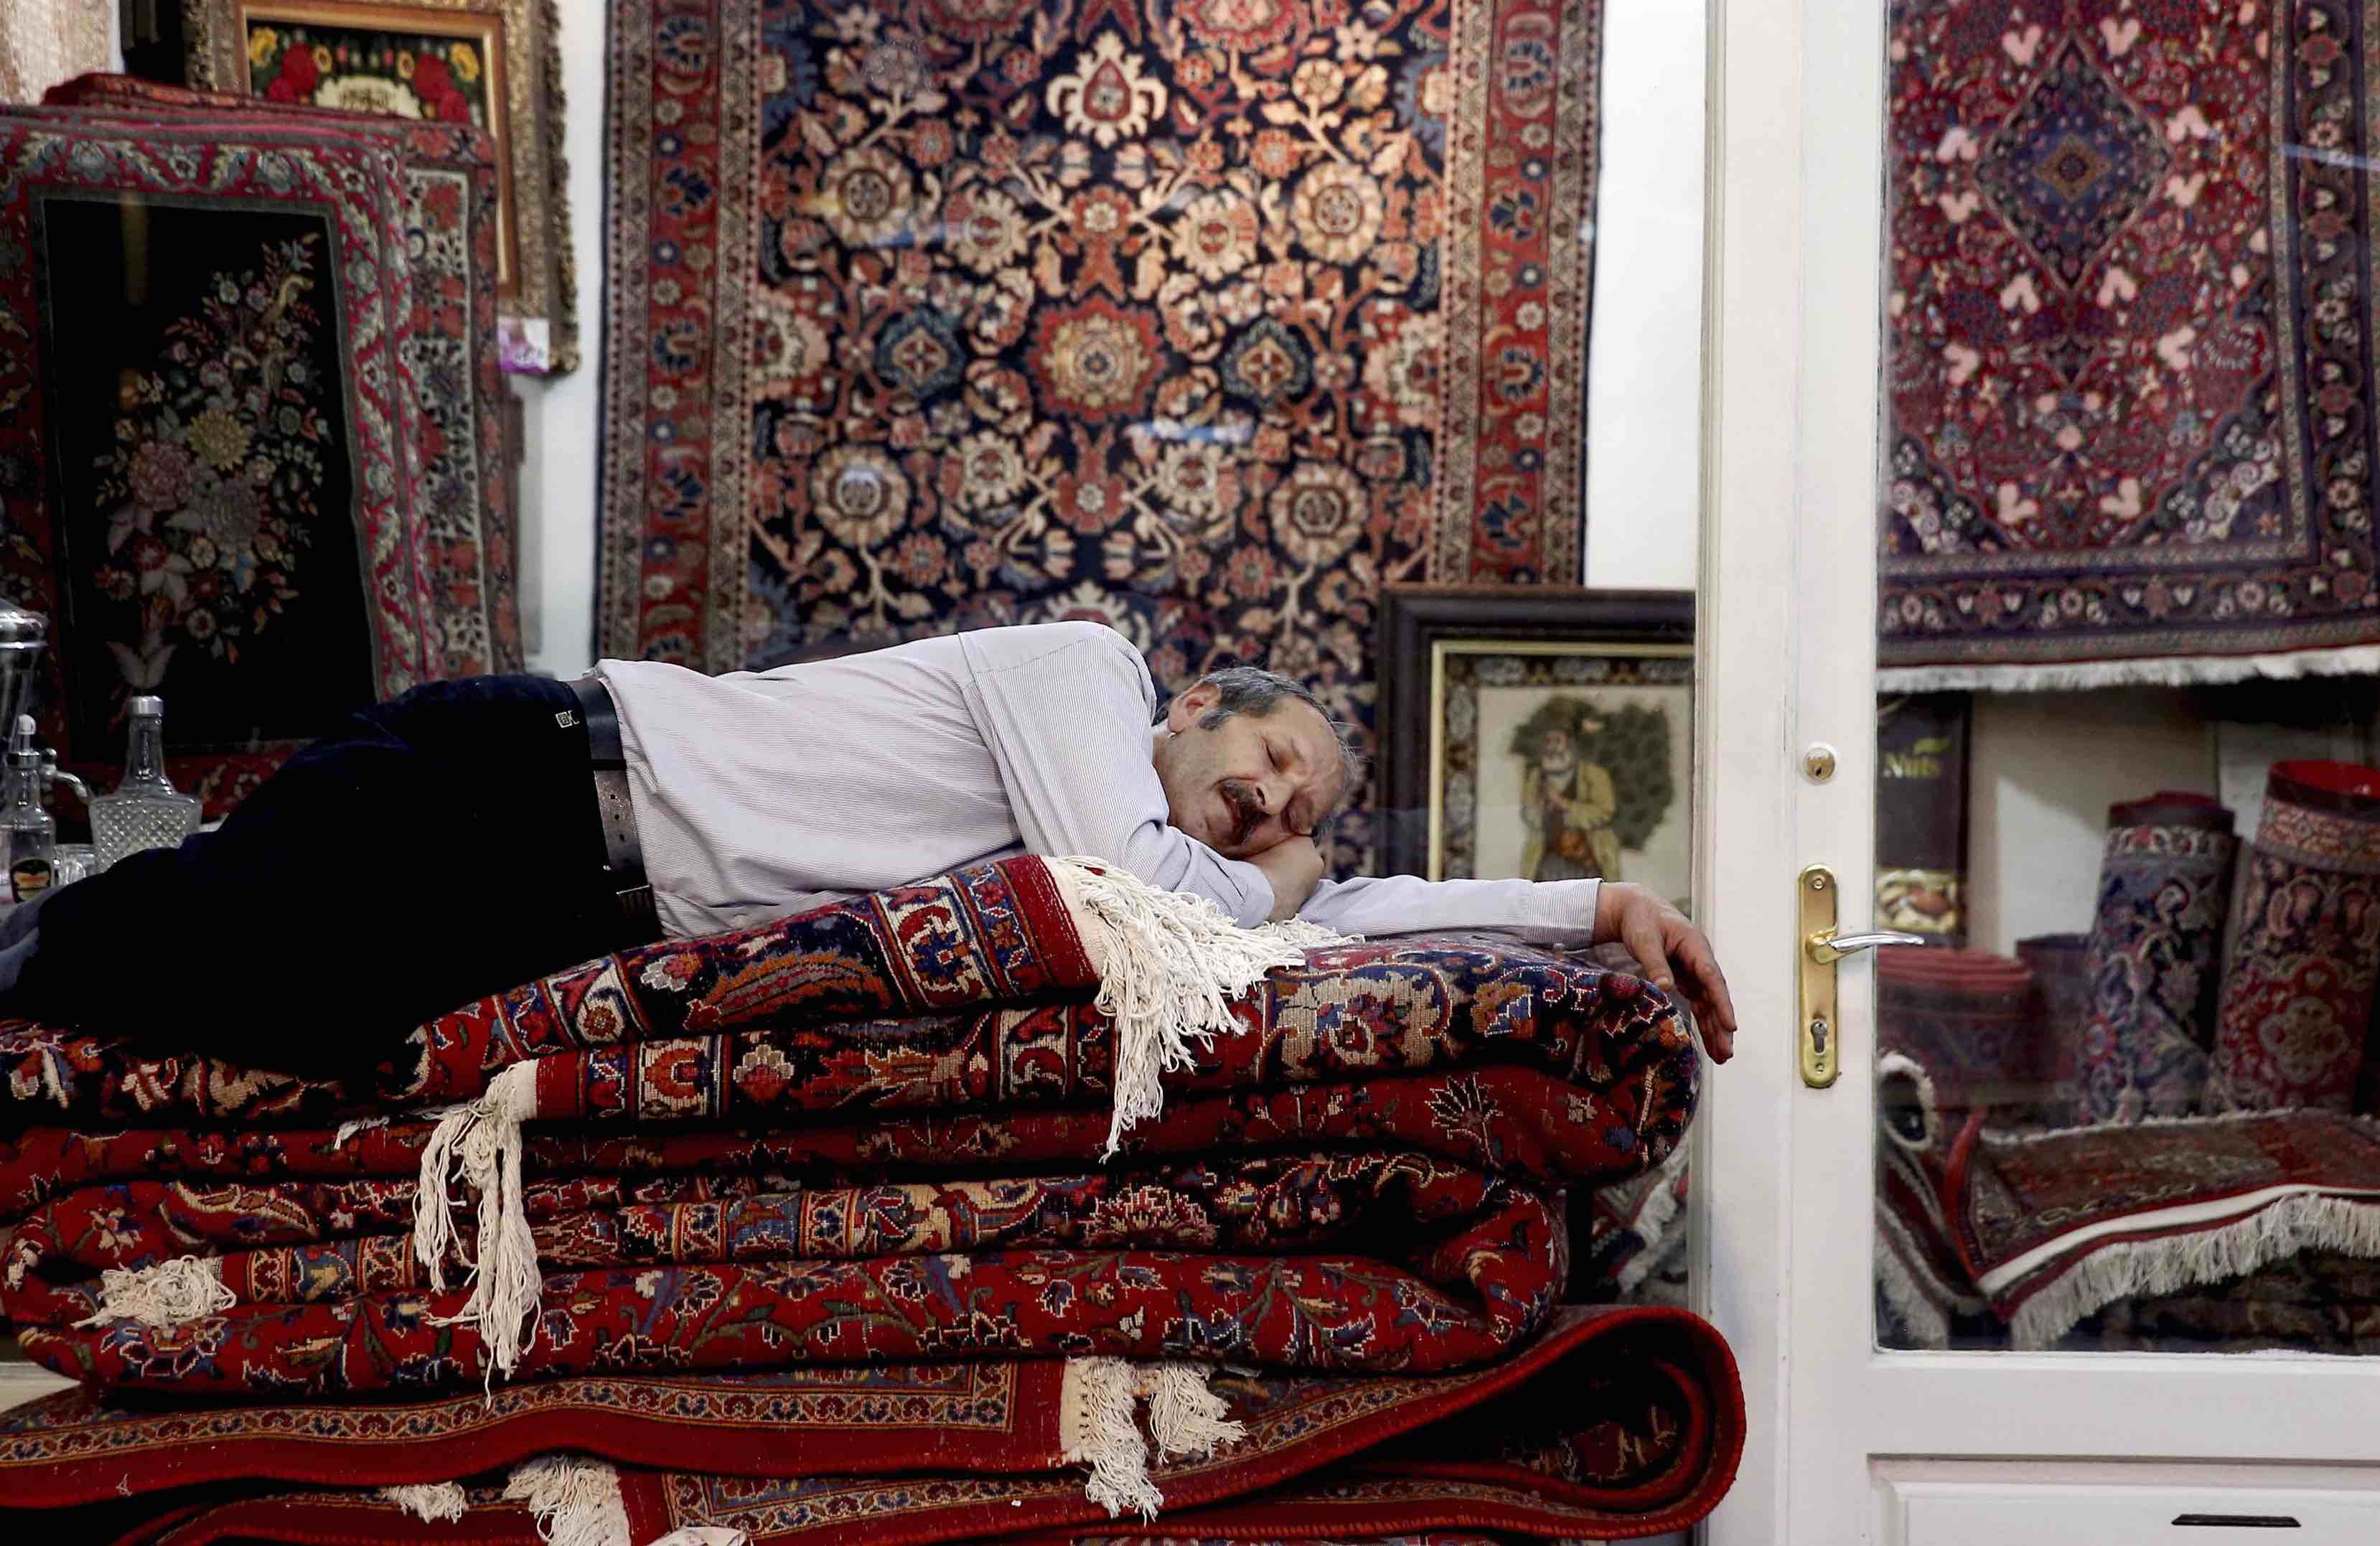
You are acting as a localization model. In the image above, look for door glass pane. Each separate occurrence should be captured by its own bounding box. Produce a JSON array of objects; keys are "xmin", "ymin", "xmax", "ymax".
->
[{"xmin": 1874, "ymin": 3, "xmax": 2380, "ymax": 1355}]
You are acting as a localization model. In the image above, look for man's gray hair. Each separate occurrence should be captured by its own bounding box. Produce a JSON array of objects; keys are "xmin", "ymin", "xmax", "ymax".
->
[{"xmin": 1169, "ymin": 665, "xmax": 1365, "ymax": 816}]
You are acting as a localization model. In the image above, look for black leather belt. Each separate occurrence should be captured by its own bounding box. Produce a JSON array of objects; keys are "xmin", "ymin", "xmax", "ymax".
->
[{"xmin": 570, "ymin": 676, "xmax": 660, "ymax": 947}]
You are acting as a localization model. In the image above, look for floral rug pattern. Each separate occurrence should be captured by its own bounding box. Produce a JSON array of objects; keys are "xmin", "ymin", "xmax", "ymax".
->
[
  {"xmin": 1882, "ymin": 1, "xmax": 2380, "ymax": 683},
  {"xmin": 599, "ymin": 0, "xmax": 1603, "ymax": 861}
]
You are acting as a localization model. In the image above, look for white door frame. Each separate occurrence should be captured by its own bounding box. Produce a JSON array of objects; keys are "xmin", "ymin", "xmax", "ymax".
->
[{"xmin": 1696, "ymin": 0, "xmax": 2380, "ymax": 1539}]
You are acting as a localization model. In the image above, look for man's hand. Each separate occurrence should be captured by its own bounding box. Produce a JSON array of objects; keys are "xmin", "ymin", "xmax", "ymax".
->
[
  {"xmin": 1247, "ymin": 835, "xmax": 1326, "ymax": 921},
  {"xmin": 1593, "ymin": 882, "xmax": 1739, "ymax": 1062}
]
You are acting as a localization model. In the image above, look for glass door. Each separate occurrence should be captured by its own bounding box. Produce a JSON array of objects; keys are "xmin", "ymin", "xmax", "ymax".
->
[{"xmin": 1697, "ymin": 0, "xmax": 2380, "ymax": 1537}]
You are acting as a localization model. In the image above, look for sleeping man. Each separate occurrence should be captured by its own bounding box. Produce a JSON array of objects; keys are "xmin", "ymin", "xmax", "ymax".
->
[{"xmin": 0, "ymin": 621, "xmax": 1734, "ymax": 1077}]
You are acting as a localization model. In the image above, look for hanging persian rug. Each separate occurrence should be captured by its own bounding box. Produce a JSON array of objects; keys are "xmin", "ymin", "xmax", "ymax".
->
[
  {"xmin": 597, "ymin": 0, "xmax": 1606, "ymax": 848},
  {"xmin": 1880, "ymin": 4, "xmax": 2380, "ymax": 689}
]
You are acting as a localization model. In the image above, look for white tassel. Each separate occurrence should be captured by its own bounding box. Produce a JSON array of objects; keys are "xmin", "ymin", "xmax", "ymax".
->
[
  {"xmin": 502, "ymin": 1454, "xmax": 630, "ymax": 1546},
  {"xmin": 410, "ymin": 1059, "xmax": 543, "ymax": 1381},
  {"xmin": 1141, "ymin": 1362, "xmax": 1247, "ymax": 1458},
  {"xmin": 333, "ymin": 1115, "xmax": 392, "ymax": 1150},
  {"xmin": 1062, "ymin": 1357, "xmax": 1165, "ymax": 1520},
  {"xmin": 37, "ymin": 1051, "xmax": 66, "ymax": 1112},
  {"xmin": 1048, "ymin": 857, "xmax": 1346, "ymax": 1158},
  {"xmin": 1059, "ymin": 1358, "xmax": 1243, "ymax": 1519},
  {"xmin": 647, "ymin": 1530, "xmax": 749, "ymax": 1546},
  {"xmin": 74, "ymin": 1255, "xmax": 234, "ymax": 1329},
  {"xmin": 380, "ymin": 1482, "xmax": 469, "ymax": 1523}
]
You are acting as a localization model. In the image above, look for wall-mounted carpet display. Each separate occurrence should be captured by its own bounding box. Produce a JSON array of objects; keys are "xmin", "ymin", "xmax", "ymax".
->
[
  {"xmin": 597, "ymin": 0, "xmax": 1606, "ymax": 858},
  {"xmin": 2073, "ymin": 792, "xmax": 2237, "ymax": 1125},
  {"xmin": 0, "ymin": 99, "xmax": 521, "ymax": 814},
  {"xmin": 1881, "ymin": 6, "xmax": 2380, "ymax": 690},
  {"xmin": 2212, "ymin": 761, "xmax": 2380, "ymax": 1112}
]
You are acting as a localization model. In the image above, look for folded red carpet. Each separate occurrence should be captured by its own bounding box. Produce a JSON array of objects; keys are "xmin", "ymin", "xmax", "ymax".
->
[
  {"xmin": 0, "ymin": 858, "xmax": 1734, "ymax": 1532},
  {"xmin": 0, "ymin": 1305, "xmax": 1740, "ymax": 1542},
  {"xmin": 1885, "ymin": 1105, "xmax": 2380, "ymax": 1348}
]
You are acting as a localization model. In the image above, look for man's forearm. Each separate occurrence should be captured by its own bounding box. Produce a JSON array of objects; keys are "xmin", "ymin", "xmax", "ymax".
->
[{"xmin": 1296, "ymin": 874, "xmax": 1601, "ymax": 938}]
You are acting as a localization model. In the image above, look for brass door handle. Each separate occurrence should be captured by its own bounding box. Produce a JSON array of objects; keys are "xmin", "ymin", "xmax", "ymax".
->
[
  {"xmin": 1796, "ymin": 869, "xmax": 1926, "ymax": 1088},
  {"xmin": 1806, "ymin": 929, "xmax": 1929, "ymax": 965}
]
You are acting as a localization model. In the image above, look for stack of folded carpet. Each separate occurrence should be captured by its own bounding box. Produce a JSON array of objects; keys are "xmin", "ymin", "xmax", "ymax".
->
[{"xmin": 0, "ymin": 856, "xmax": 1742, "ymax": 1542}]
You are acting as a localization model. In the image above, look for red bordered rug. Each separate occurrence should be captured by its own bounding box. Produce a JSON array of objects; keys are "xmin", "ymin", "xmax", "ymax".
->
[{"xmin": 0, "ymin": 1305, "xmax": 1741, "ymax": 1540}]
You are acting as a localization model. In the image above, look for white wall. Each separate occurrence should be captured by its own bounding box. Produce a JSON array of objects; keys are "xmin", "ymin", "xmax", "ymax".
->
[
  {"xmin": 1584, "ymin": 0, "xmax": 1704, "ymax": 590},
  {"xmin": 1964, "ymin": 691, "xmax": 2217, "ymax": 955},
  {"xmin": 511, "ymin": 8, "xmax": 607, "ymax": 680}
]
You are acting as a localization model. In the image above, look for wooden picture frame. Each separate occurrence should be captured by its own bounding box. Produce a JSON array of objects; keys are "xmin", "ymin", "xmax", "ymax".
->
[
  {"xmin": 1377, "ymin": 587, "xmax": 1696, "ymax": 897},
  {"xmin": 182, "ymin": 0, "xmax": 577, "ymax": 374}
]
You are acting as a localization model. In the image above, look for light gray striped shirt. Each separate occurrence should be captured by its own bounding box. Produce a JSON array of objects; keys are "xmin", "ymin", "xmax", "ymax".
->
[{"xmin": 599, "ymin": 622, "xmax": 1600, "ymax": 941}]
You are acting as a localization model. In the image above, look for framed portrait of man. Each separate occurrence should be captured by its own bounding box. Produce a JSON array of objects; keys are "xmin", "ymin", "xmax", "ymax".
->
[{"xmin": 1378, "ymin": 588, "xmax": 1695, "ymax": 912}]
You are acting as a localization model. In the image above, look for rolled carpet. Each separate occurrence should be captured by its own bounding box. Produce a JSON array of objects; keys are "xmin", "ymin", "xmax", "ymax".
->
[
  {"xmin": 2074, "ymin": 792, "xmax": 2237, "ymax": 1124},
  {"xmin": 2211, "ymin": 762, "xmax": 2380, "ymax": 1112},
  {"xmin": 1876, "ymin": 947, "xmax": 2038, "ymax": 1115},
  {"xmin": 2015, "ymin": 932, "xmax": 2090, "ymax": 1118}
]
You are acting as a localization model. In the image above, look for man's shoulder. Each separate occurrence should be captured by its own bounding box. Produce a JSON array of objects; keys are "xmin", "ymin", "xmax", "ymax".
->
[{"xmin": 961, "ymin": 622, "xmax": 1152, "ymax": 691}]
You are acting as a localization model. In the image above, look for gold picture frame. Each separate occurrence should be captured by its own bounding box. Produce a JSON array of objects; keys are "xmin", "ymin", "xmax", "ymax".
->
[{"xmin": 182, "ymin": 0, "xmax": 577, "ymax": 373}]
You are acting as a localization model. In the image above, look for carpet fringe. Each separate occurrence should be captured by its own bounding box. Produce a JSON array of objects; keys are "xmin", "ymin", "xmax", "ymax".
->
[
  {"xmin": 1878, "ymin": 643, "xmax": 2380, "ymax": 694},
  {"xmin": 1873, "ymin": 1210, "xmax": 1957, "ymax": 1350},
  {"xmin": 1875, "ymin": 1050, "xmax": 1943, "ymax": 1153},
  {"xmin": 2007, "ymin": 1192, "xmax": 2380, "ymax": 1350},
  {"xmin": 334, "ymin": 1115, "xmax": 392, "ymax": 1150},
  {"xmin": 1061, "ymin": 1357, "xmax": 1245, "ymax": 1520},
  {"xmin": 503, "ymin": 1454, "xmax": 629, "ymax": 1546},
  {"xmin": 1048, "ymin": 857, "xmax": 1345, "ymax": 1159},
  {"xmin": 75, "ymin": 1254, "xmax": 233, "ymax": 1329},
  {"xmin": 380, "ymin": 1482, "xmax": 468, "ymax": 1523},
  {"xmin": 1613, "ymin": 1140, "xmax": 1692, "ymax": 1296},
  {"xmin": 411, "ymin": 1059, "xmax": 543, "ymax": 1380}
]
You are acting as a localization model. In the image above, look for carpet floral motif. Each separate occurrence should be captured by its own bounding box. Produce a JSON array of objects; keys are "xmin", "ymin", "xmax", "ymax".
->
[
  {"xmin": 600, "ymin": 0, "xmax": 1602, "ymax": 860},
  {"xmin": 87, "ymin": 234, "xmax": 329, "ymax": 698},
  {"xmin": 1881, "ymin": 2, "xmax": 2380, "ymax": 682},
  {"xmin": 2074, "ymin": 810, "xmax": 2237, "ymax": 1124}
]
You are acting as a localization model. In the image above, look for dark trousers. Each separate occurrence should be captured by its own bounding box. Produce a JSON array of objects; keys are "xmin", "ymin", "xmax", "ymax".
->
[{"xmin": 11, "ymin": 676, "xmax": 631, "ymax": 1082}]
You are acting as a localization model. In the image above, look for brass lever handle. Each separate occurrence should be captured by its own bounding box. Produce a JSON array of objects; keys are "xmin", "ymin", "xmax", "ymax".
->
[
  {"xmin": 1796, "ymin": 869, "xmax": 1926, "ymax": 1090},
  {"xmin": 1805, "ymin": 929, "xmax": 1928, "ymax": 966}
]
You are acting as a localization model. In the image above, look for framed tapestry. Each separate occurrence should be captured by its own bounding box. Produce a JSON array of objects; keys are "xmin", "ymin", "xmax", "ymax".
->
[
  {"xmin": 37, "ymin": 75, "xmax": 524, "ymax": 688},
  {"xmin": 1379, "ymin": 588, "xmax": 1695, "ymax": 908},
  {"xmin": 0, "ymin": 106, "xmax": 517, "ymax": 815},
  {"xmin": 180, "ymin": 0, "xmax": 576, "ymax": 374}
]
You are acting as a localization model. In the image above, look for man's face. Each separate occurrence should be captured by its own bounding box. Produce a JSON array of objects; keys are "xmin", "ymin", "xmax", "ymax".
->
[{"xmin": 1153, "ymin": 685, "xmax": 1346, "ymax": 858}]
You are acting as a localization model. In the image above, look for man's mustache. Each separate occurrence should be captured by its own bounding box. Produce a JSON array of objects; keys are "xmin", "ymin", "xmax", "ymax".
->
[{"xmin": 1219, "ymin": 779, "xmax": 1265, "ymax": 847}]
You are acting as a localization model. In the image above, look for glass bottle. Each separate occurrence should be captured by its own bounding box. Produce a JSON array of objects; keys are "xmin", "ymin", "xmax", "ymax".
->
[
  {"xmin": 90, "ymin": 695, "xmax": 201, "ymax": 871},
  {"xmin": 2, "ymin": 714, "xmax": 52, "ymax": 904}
]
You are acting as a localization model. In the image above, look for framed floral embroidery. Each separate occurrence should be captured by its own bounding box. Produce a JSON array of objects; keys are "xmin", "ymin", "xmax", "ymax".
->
[
  {"xmin": 182, "ymin": 0, "xmax": 578, "ymax": 373},
  {"xmin": 1378, "ymin": 587, "xmax": 1695, "ymax": 909},
  {"xmin": 0, "ymin": 106, "xmax": 512, "ymax": 815}
]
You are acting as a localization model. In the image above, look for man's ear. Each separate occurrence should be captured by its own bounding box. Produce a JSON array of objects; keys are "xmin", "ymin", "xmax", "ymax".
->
[{"xmin": 1166, "ymin": 681, "xmax": 1219, "ymax": 733}]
